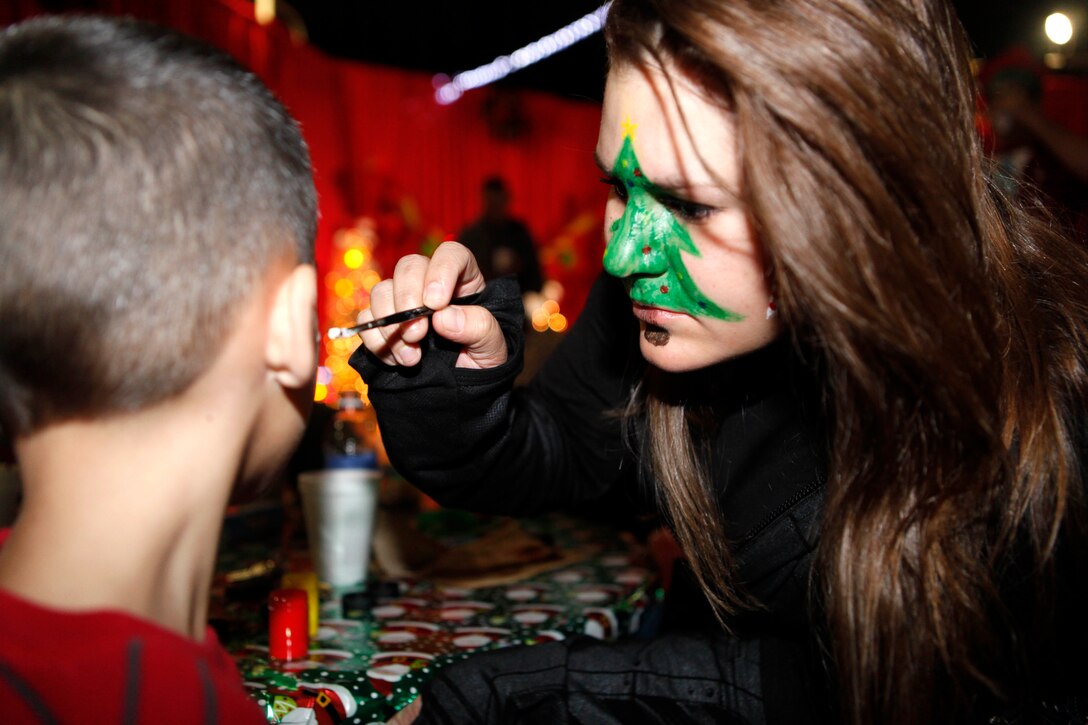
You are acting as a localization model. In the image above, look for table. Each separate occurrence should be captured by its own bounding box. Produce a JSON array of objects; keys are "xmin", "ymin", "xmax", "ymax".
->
[{"xmin": 212, "ymin": 508, "xmax": 658, "ymax": 724}]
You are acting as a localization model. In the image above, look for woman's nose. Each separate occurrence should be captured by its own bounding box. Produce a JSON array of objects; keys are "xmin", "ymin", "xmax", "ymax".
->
[{"xmin": 603, "ymin": 187, "xmax": 668, "ymax": 279}]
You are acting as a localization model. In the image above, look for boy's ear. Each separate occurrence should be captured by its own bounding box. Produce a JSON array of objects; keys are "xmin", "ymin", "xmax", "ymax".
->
[{"xmin": 265, "ymin": 264, "xmax": 318, "ymax": 389}]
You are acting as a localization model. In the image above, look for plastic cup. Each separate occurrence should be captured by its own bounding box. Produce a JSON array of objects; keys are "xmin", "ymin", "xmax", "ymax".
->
[{"xmin": 297, "ymin": 469, "xmax": 380, "ymax": 588}]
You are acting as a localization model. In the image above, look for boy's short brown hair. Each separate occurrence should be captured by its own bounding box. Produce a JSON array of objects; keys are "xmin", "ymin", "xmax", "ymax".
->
[{"xmin": 0, "ymin": 16, "xmax": 316, "ymax": 436}]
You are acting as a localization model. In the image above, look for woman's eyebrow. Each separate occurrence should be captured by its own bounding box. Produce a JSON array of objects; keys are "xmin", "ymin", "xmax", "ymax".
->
[
  {"xmin": 647, "ymin": 174, "xmax": 742, "ymax": 205},
  {"xmin": 595, "ymin": 149, "xmax": 741, "ymax": 203}
]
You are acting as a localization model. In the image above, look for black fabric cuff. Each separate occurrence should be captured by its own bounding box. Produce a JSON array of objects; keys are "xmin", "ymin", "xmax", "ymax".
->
[{"xmin": 347, "ymin": 277, "xmax": 527, "ymax": 501}]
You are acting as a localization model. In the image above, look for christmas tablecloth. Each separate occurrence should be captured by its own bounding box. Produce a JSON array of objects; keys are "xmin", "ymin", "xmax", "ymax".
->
[{"xmin": 214, "ymin": 512, "xmax": 658, "ymax": 724}]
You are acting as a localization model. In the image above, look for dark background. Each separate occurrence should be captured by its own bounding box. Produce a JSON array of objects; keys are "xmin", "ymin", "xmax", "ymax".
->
[{"xmin": 289, "ymin": 0, "xmax": 1070, "ymax": 102}]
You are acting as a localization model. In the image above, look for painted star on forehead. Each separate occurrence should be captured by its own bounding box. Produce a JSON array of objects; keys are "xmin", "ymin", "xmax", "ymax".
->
[{"xmin": 621, "ymin": 117, "xmax": 638, "ymax": 139}]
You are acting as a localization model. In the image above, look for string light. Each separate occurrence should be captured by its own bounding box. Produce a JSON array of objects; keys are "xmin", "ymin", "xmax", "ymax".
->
[{"xmin": 434, "ymin": 2, "xmax": 611, "ymax": 105}]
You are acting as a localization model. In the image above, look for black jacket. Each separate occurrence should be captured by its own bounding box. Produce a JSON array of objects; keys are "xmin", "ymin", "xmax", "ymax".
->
[{"xmin": 352, "ymin": 274, "xmax": 832, "ymax": 724}]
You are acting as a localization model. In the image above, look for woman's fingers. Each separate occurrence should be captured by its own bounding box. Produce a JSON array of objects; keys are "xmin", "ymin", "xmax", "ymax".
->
[
  {"xmin": 423, "ymin": 242, "xmax": 486, "ymax": 309},
  {"xmin": 390, "ymin": 254, "xmax": 434, "ymax": 349},
  {"xmin": 357, "ymin": 278, "xmax": 410, "ymax": 366},
  {"xmin": 355, "ymin": 242, "xmax": 505, "ymax": 369}
]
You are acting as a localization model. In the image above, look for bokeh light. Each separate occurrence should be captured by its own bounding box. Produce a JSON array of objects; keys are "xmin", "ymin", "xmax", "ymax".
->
[
  {"xmin": 334, "ymin": 278, "xmax": 355, "ymax": 298},
  {"xmin": 362, "ymin": 270, "xmax": 382, "ymax": 291},
  {"xmin": 541, "ymin": 279, "xmax": 564, "ymax": 301},
  {"xmin": 344, "ymin": 248, "xmax": 365, "ymax": 269},
  {"xmin": 1046, "ymin": 12, "xmax": 1074, "ymax": 45},
  {"xmin": 335, "ymin": 298, "xmax": 355, "ymax": 317},
  {"xmin": 529, "ymin": 297, "xmax": 568, "ymax": 333},
  {"xmin": 323, "ymin": 218, "xmax": 383, "ymax": 408}
]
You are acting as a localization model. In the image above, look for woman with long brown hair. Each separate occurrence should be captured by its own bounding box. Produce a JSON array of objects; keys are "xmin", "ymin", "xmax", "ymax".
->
[{"xmin": 354, "ymin": 0, "xmax": 1088, "ymax": 722}]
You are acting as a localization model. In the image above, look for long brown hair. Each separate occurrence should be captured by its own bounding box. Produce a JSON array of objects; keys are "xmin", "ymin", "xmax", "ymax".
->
[{"xmin": 607, "ymin": 0, "xmax": 1088, "ymax": 722}]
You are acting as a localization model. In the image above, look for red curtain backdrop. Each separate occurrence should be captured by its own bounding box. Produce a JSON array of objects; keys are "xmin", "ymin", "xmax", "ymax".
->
[
  {"xmin": 12, "ymin": 1, "xmax": 1088, "ymax": 322},
  {"xmin": 1044, "ymin": 75, "xmax": 1088, "ymax": 136},
  {"xmin": 2, "ymin": 0, "xmax": 608, "ymax": 321}
]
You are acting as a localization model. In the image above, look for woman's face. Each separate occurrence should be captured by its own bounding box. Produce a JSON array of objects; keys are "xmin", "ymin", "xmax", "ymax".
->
[{"xmin": 596, "ymin": 59, "xmax": 780, "ymax": 372}]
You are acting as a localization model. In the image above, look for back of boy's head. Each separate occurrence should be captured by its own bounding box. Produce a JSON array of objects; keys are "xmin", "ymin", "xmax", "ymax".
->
[{"xmin": 0, "ymin": 15, "xmax": 317, "ymax": 438}]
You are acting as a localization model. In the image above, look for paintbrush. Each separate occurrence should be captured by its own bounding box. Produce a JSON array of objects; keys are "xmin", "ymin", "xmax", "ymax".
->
[{"xmin": 326, "ymin": 295, "xmax": 475, "ymax": 340}]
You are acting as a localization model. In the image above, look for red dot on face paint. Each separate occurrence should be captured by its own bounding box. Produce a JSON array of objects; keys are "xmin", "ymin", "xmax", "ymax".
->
[
  {"xmin": 660, "ymin": 285, "xmax": 669, "ymax": 294},
  {"xmin": 634, "ymin": 168, "xmax": 643, "ymax": 177},
  {"xmin": 642, "ymin": 246, "xmax": 651, "ymax": 255}
]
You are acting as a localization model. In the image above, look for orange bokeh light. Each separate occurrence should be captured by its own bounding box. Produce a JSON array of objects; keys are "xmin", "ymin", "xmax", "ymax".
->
[
  {"xmin": 361, "ymin": 270, "xmax": 382, "ymax": 292},
  {"xmin": 334, "ymin": 279, "xmax": 355, "ymax": 298},
  {"xmin": 531, "ymin": 309, "xmax": 549, "ymax": 331}
]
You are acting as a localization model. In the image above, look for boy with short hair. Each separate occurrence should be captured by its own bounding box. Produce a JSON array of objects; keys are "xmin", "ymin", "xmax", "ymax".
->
[{"xmin": 0, "ymin": 15, "xmax": 317, "ymax": 722}]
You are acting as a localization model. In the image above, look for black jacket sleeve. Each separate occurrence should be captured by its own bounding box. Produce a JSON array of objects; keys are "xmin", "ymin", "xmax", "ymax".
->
[
  {"xmin": 350, "ymin": 274, "xmax": 645, "ymax": 516},
  {"xmin": 415, "ymin": 631, "xmax": 828, "ymax": 725}
]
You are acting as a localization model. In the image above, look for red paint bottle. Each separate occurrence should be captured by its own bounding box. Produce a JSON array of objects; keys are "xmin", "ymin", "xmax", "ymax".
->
[{"xmin": 269, "ymin": 588, "xmax": 309, "ymax": 661}]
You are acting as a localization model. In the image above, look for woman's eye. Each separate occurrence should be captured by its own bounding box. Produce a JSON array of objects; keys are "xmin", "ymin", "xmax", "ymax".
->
[
  {"xmin": 600, "ymin": 175, "xmax": 628, "ymax": 202},
  {"xmin": 659, "ymin": 195, "xmax": 715, "ymax": 222}
]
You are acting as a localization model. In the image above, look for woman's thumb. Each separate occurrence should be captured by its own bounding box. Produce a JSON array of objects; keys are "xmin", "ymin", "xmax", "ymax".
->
[{"xmin": 431, "ymin": 305, "xmax": 508, "ymax": 369}]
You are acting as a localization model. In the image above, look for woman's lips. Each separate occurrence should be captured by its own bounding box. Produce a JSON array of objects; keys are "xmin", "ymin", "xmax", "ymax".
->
[{"xmin": 631, "ymin": 302, "xmax": 687, "ymax": 326}]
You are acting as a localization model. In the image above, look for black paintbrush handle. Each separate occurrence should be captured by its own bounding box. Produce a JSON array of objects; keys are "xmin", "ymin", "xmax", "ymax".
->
[
  {"xmin": 337, "ymin": 293, "xmax": 478, "ymax": 337},
  {"xmin": 343, "ymin": 305, "xmax": 433, "ymax": 335}
]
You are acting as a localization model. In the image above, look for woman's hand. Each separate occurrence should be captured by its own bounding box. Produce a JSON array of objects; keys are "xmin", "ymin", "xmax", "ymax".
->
[{"xmin": 358, "ymin": 242, "xmax": 508, "ymax": 369}]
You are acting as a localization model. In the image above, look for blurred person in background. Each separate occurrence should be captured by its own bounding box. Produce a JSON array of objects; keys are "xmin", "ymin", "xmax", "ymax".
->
[
  {"xmin": 982, "ymin": 46, "xmax": 1088, "ymax": 241},
  {"xmin": 459, "ymin": 176, "xmax": 544, "ymax": 293}
]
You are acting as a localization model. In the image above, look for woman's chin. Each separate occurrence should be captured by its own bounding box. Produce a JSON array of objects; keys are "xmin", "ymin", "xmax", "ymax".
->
[
  {"xmin": 636, "ymin": 321, "xmax": 781, "ymax": 372},
  {"xmin": 638, "ymin": 333, "xmax": 702, "ymax": 373}
]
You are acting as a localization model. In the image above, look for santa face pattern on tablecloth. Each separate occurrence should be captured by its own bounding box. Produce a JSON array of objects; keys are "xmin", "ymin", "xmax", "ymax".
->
[{"xmin": 226, "ymin": 515, "xmax": 657, "ymax": 724}]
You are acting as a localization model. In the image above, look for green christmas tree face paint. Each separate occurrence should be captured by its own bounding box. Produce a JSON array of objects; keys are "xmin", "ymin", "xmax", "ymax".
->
[{"xmin": 603, "ymin": 130, "xmax": 743, "ymax": 322}]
